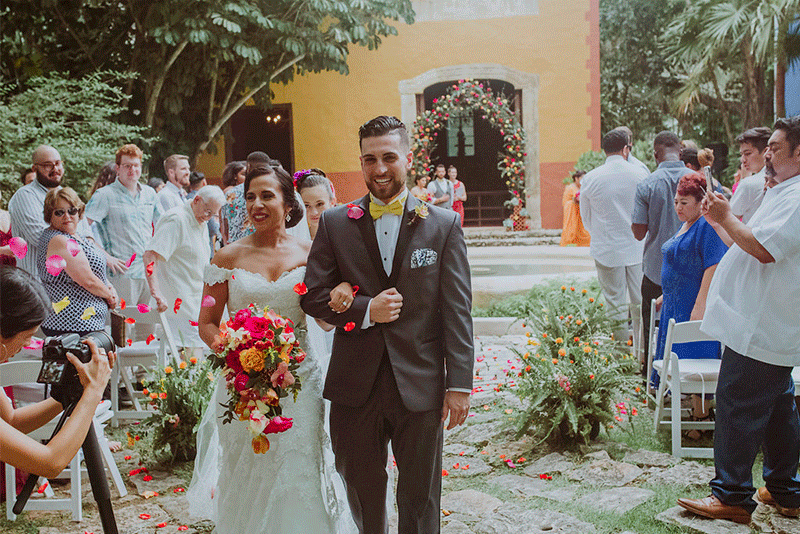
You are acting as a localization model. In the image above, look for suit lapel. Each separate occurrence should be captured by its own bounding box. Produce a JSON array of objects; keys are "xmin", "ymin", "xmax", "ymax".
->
[
  {"xmin": 353, "ymin": 194, "xmax": 390, "ymax": 287},
  {"xmin": 388, "ymin": 194, "xmax": 420, "ymax": 287}
]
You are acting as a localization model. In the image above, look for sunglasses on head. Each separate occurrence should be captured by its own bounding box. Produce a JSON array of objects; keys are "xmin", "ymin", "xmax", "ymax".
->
[{"xmin": 53, "ymin": 207, "xmax": 79, "ymax": 217}]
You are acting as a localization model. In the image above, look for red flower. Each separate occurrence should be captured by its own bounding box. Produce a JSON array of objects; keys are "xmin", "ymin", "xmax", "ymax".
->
[
  {"xmin": 263, "ymin": 416, "xmax": 293, "ymax": 434},
  {"xmin": 244, "ymin": 316, "xmax": 270, "ymax": 339},
  {"xmin": 145, "ymin": 261, "xmax": 154, "ymax": 276},
  {"xmin": 225, "ymin": 352, "xmax": 244, "ymax": 374},
  {"xmin": 173, "ymin": 298, "xmax": 182, "ymax": 313},
  {"xmin": 351, "ymin": 285, "xmax": 359, "ymax": 296},
  {"xmin": 344, "ymin": 322, "xmax": 355, "ymax": 332},
  {"xmin": 293, "ymin": 282, "xmax": 308, "ymax": 295},
  {"xmin": 232, "ymin": 308, "xmax": 252, "ymax": 329},
  {"xmin": 234, "ymin": 372, "xmax": 250, "ymax": 392}
]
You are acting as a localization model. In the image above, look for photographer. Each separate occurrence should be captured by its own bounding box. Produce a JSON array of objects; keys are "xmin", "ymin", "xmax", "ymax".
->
[{"xmin": 0, "ymin": 265, "xmax": 114, "ymax": 479}]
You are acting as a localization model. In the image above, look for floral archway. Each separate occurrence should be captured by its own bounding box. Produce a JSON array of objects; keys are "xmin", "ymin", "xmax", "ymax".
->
[{"xmin": 410, "ymin": 79, "xmax": 528, "ymax": 229}]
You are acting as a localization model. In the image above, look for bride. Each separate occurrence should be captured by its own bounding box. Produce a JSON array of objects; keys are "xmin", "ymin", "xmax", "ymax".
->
[{"xmin": 187, "ymin": 164, "xmax": 356, "ymax": 533}]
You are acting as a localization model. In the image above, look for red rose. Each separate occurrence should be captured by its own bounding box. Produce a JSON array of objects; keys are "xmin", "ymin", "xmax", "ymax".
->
[
  {"xmin": 234, "ymin": 372, "xmax": 250, "ymax": 392},
  {"xmin": 244, "ymin": 316, "xmax": 269, "ymax": 339},
  {"xmin": 263, "ymin": 416, "xmax": 293, "ymax": 435},
  {"xmin": 232, "ymin": 308, "xmax": 253, "ymax": 329},
  {"xmin": 264, "ymin": 329, "xmax": 275, "ymax": 340},
  {"xmin": 226, "ymin": 352, "xmax": 244, "ymax": 374},
  {"xmin": 295, "ymin": 351, "xmax": 306, "ymax": 363}
]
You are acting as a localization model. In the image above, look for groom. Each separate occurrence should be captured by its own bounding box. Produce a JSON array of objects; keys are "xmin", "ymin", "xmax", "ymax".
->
[{"xmin": 301, "ymin": 116, "xmax": 474, "ymax": 534}]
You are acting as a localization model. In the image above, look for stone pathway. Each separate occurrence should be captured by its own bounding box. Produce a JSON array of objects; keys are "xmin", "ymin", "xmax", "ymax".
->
[{"xmin": 8, "ymin": 334, "xmax": 800, "ymax": 534}]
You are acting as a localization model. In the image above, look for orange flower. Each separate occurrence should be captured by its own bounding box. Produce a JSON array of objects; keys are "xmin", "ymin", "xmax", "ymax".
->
[
  {"xmin": 560, "ymin": 285, "xmax": 566, "ymax": 291},
  {"xmin": 189, "ymin": 356, "xmax": 198, "ymax": 364},
  {"xmin": 589, "ymin": 297, "xmax": 595, "ymax": 303},
  {"xmin": 555, "ymin": 337, "xmax": 563, "ymax": 344},
  {"xmin": 159, "ymin": 392, "xmax": 167, "ymax": 399},
  {"xmin": 179, "ymin": 361, "xmax": 187, "ymax": 369},
  {"xmin": 252, "ymin": 434, "xmax": 270, "ymax": 454},
  {"xmin": 558, "ymin": 348, "xmax": 566, "ymax": 356},
  {"xmin": 149, "ymin": 392, "xmax": 158, "ymax": 399},
  {"xmin": 581, "ymin": 289, "xmax": 587, "ymax": 294},
  {"xmin": 239, "ymin": 348, "xmax": 265, "ymax": 372},
  {"xmin": 264, "ymin": 388, "xmax": 280, "ymax": 406},
  {"xmin": 575, "ymin": 319, "xmax": 583, "ymax": 325},
  {"xmin": 142, "ymin": 388, "xmax": 149, "ymax": 395},
  {"xmin": 552, "ymin": 358, "xmax": 558, "ymax": 364},
  {"xmin": 589, "ymin": 374, "xmax": 595, "ymax": 379},
  {"xmin": 574, "ymin": 337, "xmax": 580, "ymax": 342},
  {"xmin": 583, "ymin": 346, "xmax": 592, "ymax": 353},
  {"xmin": 164, "ymin": 366, "xmax": 173, "ymax": 374}
]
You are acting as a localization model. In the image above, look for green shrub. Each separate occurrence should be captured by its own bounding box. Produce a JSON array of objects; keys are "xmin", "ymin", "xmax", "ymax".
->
[{"xmin": 507, "ymin": 284, "xmax": 638, "ymax": 446}]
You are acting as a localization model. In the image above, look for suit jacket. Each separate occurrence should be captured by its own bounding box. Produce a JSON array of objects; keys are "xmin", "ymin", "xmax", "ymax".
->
[{"xmin": 301, "ymin": 192, "xmax": 474, "ymax": 412}]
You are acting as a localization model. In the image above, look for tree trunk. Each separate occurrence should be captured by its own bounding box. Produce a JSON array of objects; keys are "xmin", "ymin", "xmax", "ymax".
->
[
  {"xmin": 742, "ymin": 34, "xmax": 760, "ymax": 128},
  {"xmin": 195, "ymin": 54, "xmax": 305, "ymax": 158},
  {"xmin": 709, "ymin": 68, "xmax": 735, "ymax": 146},
  {"xmin": 144, "ymin": 38, "xmax": 190, "ymax": 128}
]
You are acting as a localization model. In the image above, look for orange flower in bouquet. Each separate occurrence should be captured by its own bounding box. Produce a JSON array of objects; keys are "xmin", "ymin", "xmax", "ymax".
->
[{"xmin": 209, "ymin": 305, "xmax": 305, "ymax": 453}]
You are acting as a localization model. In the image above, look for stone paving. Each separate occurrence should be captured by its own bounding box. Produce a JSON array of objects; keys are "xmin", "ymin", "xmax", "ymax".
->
[{"xmin": 7, "ymin": 334, "xmax": 800, "ymax": 534}]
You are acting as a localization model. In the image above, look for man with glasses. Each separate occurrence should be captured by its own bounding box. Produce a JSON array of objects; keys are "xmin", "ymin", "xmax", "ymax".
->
[
  {"xmin": 9, "ymin": 145, "xmax": 91, "ymax": 275},
  {"xmin": 85, "ymin": 144, "xmax": 161, "ymax": 322},
  {"xmin": 144, "ymin": 185, "xmax": 225, "ymax": 356}
]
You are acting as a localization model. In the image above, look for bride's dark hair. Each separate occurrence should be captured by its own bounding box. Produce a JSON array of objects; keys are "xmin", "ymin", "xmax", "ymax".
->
[{"xmin": 244, "ymin": 163, "xmax": 304, "ymax": 228}]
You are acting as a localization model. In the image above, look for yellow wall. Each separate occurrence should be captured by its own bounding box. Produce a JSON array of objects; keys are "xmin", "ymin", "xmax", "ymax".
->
[{"xmin": 198, "ymin": 0, "xmax": 599, "ymax": 227}]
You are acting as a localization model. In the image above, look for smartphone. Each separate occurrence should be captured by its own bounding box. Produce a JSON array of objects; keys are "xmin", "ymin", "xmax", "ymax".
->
[{"xmin": 703, "ymin": 166, "xmax": 713, "ymax": 193}]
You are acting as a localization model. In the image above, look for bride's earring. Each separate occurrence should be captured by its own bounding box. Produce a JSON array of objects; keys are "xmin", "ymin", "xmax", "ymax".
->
[{"xmin": 285, "ymin": 213, "xmax": 291, "ymax": 222}]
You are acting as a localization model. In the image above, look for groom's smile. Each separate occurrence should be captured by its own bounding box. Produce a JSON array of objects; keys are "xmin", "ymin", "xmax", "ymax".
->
[{"xmin": 360, "ymin": 132, "xmax": 412, "ymax": 203}]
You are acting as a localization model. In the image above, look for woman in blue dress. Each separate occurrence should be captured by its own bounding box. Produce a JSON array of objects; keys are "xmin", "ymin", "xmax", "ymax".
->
[{"xmin": 651, "ymin": 173, "xmax": 728, "ymax": 431}]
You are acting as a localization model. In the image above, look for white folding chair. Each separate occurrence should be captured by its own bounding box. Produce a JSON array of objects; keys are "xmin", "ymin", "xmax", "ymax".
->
[
  {"xmin": 110, "ymin": 308, "xmax": 180, "ymax": 426},
  {"xmin": 651, "ymin": 319, "xmax": 722, "ymax": 458},
  {"xmin": 0, "ymin": 360, "xmax": 127, "ymax": 522}
]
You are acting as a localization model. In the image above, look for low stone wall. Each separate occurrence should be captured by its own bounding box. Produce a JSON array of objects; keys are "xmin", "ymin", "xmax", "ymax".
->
[{"xmin": 472, "ymin": 317, "xmax": 528, "ymax": 336}]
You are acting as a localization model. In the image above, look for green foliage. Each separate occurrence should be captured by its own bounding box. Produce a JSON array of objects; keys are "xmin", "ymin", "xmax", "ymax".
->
[
  {"xmin": 507, "ymin": 284, "xmax": 638, "ymax": 447},
  {"xmin": 574, "ymin": 150, "xmax": 606, "ymax": 174},
  {"xmin": 0, "ymin": 0, "xmax": 415, "ymax": 168},
  {"xmin": 139, "ymin": 357, "xmax": 216, "ymax": 463},
  {"xmin": 0, "ymin": 72, "xmax": 154, "ymax": 205},
  {"xmin": 472, "ymin": 277, "xmax": 602, "ymax": 318}
]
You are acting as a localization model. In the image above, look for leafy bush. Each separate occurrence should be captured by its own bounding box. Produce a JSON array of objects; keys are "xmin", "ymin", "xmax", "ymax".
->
[
  {"xmin": 472, "ymin": 277, "xmax": 602, "ymax": 317},
  {"xmin": 0, "ymin": 72, "xmax": 155, "ymax": 207},
  {"xmin": 139, "ymin": 356, "xmax": 216, "ymax": 462},
  {"xmin": 507, "ymin": 284, "xmax": 638, "ymax": 446}
]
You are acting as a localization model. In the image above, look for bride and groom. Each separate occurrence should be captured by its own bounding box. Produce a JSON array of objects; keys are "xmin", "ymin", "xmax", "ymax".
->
[{"xmin": 188, "ymin": 116, "xmax": 474, "ymax": 534}]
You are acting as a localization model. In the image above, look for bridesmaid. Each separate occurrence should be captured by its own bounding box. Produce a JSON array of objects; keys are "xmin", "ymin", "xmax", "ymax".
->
[
  {"xmin": 448, "ymin": 165, "xmax": 466, "ymax": 226},
  {"xmin": 559, "ymin": 170, "xmax": 590, "ymax": 246}
]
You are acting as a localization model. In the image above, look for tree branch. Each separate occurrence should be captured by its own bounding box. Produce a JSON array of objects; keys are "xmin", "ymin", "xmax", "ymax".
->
[
  {"xmin": 144, "ymin": 37, "xmax": 190, "ymax": 128},
  {"xmin": 220, "ymin": 61, "xmax": 246, "ymax": 117},
  {"xmin": 207, "ymin": 57, "xmax": 219, "ymax": 131},
  {"xmin": 53, "ymin": 4, "xmax": 98, "ymax": 71},
  {"xmin": 197, "ymin": 54, "xmax": 305, "ymax": 155},
  {"xmin": 709, "ymin": 67, "xmax": 734, "ymax": 146}
]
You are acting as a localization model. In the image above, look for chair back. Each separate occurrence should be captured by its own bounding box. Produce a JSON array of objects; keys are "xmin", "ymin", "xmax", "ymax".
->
[
  {"xmin": 0, "ymin": 361, "xmax": 42, "ymax": 388},
  {"xmin": 663, "ymin": 319, "xmax": 717, "ymax": 349}
]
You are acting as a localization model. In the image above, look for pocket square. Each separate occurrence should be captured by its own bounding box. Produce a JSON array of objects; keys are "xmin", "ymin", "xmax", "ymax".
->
[{"xmin": 411, "ymin": 248, "xmax": 437, "ymax": 269}]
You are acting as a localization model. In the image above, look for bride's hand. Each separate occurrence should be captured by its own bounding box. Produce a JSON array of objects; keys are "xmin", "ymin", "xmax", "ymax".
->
[{"xmin": 328, "ymin": 282, "xmax": 354, "ymax": 314}]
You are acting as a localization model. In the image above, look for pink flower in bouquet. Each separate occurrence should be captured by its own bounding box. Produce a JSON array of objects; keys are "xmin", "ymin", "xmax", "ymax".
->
[
  {"xmin": 263, "ymin": 416, "xmax": 293, "ymax": 435},
  {"xmin": 244, "ymin": 316, "xmax": 270, "ymax": 339},
  {"xmin": 279, "ymin": 330, "xmax": 296, "ymax": 345},
  {"xmin": 267, "ymin": 309, "xmax": 285, "ymax": 327},
  {"xmin": 271, "ymin": 361, "xmax": 295, "ymax": 388},
  {"xmin": 232, "ymin": 308, "xmax": 252, "ymax": 329},
  {"xmin": 234, "ymin": 372, "xmax": 250, "ymax": 392}
]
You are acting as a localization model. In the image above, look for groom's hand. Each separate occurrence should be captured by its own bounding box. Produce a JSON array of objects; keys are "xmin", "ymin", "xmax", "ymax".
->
[
  {"xmin": 369, "ymin": 288, "xmax": 403, "ymax": 323},
  {"xmin": 441, "ymin": 391, "xmax": 470, "ymax": 430}
]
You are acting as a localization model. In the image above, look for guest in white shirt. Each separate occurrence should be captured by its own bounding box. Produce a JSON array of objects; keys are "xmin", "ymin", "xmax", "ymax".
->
[
  {"xmin": 612, "ymin": 126, "xmax": 651, "ymax": 175},
  {"xmin": 144, "ymin": 185, "xmax": 226, "ymax": 357},
  {"xmin": 730, "ymin": 127, "xmax": 772, "ymax": 224},
  {"xmin": 678, "ymin": 116, "xmax": 800, "ymax": 524},
  {"xmin": 157, "ymin": 154, "xmax": 190, "ymax": 213},
  {"xmin": 580, "ymin": 129, "xmax": 648, "ymax": 346}
]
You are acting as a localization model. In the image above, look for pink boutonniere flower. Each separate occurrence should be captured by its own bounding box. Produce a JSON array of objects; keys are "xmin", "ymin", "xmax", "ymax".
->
[{"xmin": 347, "ymin": 203, "xmax": 364, "ymax": 219}]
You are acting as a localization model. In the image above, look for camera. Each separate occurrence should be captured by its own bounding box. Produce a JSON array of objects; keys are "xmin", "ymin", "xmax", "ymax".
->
[{"xmin": 37, "ymin": 331, "xmax": 114, "ymax": 391}]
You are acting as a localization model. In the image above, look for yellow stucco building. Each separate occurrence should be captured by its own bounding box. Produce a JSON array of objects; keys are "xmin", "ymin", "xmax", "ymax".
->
[{"xmin": 197, "ymin": 0, "xmax": 600, "ymax": 229}]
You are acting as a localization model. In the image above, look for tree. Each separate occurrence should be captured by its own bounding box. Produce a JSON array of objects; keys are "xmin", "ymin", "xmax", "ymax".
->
[
  {"xmin": 1, "ymin": 0, "xmax": 415, "ymax": 170},
  {"xmin": 0, "ymin": 72, "xmax": 154, "ymax": 204},
  {"xmin": 599, "ymin": 0, "xmax": 685, "ymax": 138},
  {"xmin": 664, "ymin": 0, "xmax": 800, "ymax": 137}
]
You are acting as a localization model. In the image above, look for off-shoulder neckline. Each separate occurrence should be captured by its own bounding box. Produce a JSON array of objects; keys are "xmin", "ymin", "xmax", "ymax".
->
[{"xmin": 206, "ymin": 264, "xmax": 305, "ymax": 285}]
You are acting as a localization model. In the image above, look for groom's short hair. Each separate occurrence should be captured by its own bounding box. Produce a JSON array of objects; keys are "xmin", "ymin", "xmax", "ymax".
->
[{"xmin": 359, "ymin": 116, "xmax": 408, "ymax": 151}]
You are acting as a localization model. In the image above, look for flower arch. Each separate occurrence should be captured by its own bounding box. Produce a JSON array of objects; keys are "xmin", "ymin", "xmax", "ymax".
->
[{"xmin": 410, "ymin": 79, "xmax": 528, "ymax": 229}]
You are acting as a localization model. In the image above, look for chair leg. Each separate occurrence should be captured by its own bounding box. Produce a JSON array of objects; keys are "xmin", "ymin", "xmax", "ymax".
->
[
  {"xmin": 110, "ymin": 365, "xmax": 120, "ymax": 428},
  {"xmin": 93, "ymin": 419, "xmax": 128, "ymax": 497},
  {"xmin": 70, "ymin": 453, "xmax": 82, "ymax": 521},
  {"xmin": 670, "ymin": 354, "xmax": 683, "ymax": 458},
  {"xmin": 5, "ymin": 463, "xmax": 15, "ymax": 521}
]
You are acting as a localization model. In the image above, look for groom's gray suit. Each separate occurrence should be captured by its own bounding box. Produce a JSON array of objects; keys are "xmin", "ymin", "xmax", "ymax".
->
[{"xmin": 301, "ymin": 191, "xmax": 473, "ymax": 533}]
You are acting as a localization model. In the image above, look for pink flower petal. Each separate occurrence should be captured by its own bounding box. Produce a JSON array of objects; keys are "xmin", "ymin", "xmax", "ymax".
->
[
  {"xmin": 125, "ymin": 253, "xmax": 136, "ymax": 268},
  {"xmin": 8, "ymin": 237, "xmax": 27, "ymax": 258},
  {"xmin": 65, "ymin": 239, "xmax": 81, "ymax": 257},
  {"xmin": 23, "ymin": 339, "xmax": 44, "ymax": 350},
  {"xmin": 137, "ymin": 304, "xmax": 151, "ymax": 313},
  {"xmin": 201, "ymin": 295, "xmax": 216, "ymax": 307},
  {"xmin": 45, "ymin": 255, "xmax": 67, "ymax": 276}
]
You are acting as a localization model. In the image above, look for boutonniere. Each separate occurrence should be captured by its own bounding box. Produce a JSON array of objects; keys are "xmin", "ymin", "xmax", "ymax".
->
[
  {"xmin": 347, "ymin": 203, "xmax": 364, "ymax": 220},
  {"xmin": 408, "ymin": 203, "xmax": 428, "ymax": 226}
]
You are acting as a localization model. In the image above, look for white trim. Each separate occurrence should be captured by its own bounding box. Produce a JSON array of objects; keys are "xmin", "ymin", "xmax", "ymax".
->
[{"xmin": 399, "ymin": 63, "xmax": 541, "ymax": 229}]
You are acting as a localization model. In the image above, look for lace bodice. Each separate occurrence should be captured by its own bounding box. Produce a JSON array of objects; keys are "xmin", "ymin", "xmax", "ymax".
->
[{"xmin": 204, "ymin": 264, "xmax": 306, "ymax": 327}]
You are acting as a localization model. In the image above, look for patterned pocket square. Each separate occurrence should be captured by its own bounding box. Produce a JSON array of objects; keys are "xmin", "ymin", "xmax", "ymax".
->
[{"xmin": 411, "ymin": 248, "xmax": 437, "ymax": 269}]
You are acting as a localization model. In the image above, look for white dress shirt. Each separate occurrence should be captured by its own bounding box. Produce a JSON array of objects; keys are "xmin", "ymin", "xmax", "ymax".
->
[
  {"xmin": 701, "ymin": 174, "xmax": 800, "ymax": 366},
  {"xmin": 730, "ymin": 168, "xmax": 767, "ymax": 224},
  {"xmin": 157, "ymin": 181, "xmax": 187, "ymax": 214},
  {"xmin": 580, "ymin": 155, "xmax": 647, "ymax": 267}
]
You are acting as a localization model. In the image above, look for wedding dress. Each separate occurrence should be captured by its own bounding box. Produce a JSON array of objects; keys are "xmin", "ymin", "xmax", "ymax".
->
[{"xmin": 187, "ymin": 264, "xmax": 356, "ymax": 534}]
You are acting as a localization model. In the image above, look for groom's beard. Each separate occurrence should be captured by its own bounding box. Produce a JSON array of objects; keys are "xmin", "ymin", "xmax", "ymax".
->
[{"xmin": 36, "ymin": 168, "xmax": 62, "ymax": 189}]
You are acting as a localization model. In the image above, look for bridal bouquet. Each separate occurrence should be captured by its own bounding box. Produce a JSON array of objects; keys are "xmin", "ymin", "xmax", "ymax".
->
[{"xmin": 209, "ymin": 305, "xmax": 304, "ymax": 453}]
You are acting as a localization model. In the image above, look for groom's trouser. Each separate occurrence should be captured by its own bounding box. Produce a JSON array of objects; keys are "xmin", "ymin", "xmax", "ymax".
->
[{"xmin": 330, "ymin": 354, "xmax": 443, "ymax": 534}]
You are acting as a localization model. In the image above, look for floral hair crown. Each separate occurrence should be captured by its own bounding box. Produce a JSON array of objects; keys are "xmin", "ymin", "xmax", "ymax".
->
[{"xmin": 292, "ymin": 169, "xmax": 315, "ymax": 187}]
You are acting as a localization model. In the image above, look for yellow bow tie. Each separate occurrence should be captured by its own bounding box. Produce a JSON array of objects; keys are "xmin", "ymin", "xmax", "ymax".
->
[{"xmin": 369, "ymin": 199, "xmax": 404, "ymax": 220}]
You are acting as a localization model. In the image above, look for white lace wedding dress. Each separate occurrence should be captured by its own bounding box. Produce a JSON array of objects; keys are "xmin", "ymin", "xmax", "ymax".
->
[{"xmin": 186, "ymin": 265, "xmax": 356, "ymax": 534}]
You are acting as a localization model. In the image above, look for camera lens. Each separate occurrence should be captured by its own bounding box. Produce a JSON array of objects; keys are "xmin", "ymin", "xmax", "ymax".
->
[{"xmin": 81, "ymin": 331, "xmax": 115, "ymax": 356}]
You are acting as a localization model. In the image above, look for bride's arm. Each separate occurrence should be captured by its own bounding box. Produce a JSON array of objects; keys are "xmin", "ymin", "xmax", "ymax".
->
[{"xmin": 199, "ymin": 280, "xmax": 228, "ymax": 350}]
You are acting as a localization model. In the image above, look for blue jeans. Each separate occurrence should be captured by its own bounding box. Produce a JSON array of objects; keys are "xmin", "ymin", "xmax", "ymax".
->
[{"xmin": 710, "ymin": 347, "xmax": 800, "ymax": 512}]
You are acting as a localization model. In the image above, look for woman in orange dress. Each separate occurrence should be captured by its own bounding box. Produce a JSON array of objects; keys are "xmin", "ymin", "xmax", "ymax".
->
[{"xmin": 559, "ymin": 170, "xmax": 590, "ymax": 246}]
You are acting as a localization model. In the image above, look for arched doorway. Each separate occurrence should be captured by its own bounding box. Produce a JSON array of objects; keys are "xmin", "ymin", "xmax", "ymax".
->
[
  {"xmin": 399, "ymin": 64, "xmax": 540, "ymax": 228},
  {"xmin": 422, "ymin": 79, "xmax": 518, "ymax": 226},
  {"xmin": 228, "ymin": 104, "xmax": 294, "ymax": 173}
]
